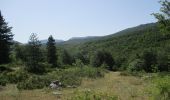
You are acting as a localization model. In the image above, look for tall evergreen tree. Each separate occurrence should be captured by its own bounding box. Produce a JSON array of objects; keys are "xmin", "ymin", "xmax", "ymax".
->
[
  {"xmin": 25, "ymin": 33, "xmax": 44, "ymax": 73},
  {"xmin": 47, "ymin": 35, "xmax": 57, "ymax": 67},
  {"xmin": 0, "ymin": 11, "xmax": 13, "ymax": 64}
]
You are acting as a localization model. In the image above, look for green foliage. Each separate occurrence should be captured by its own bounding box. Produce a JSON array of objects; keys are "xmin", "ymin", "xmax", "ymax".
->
[
  {"xmin": 0, "ymin": 74, "xmax": 7, "ymax": 86},
  {"xmin": 17, "ymin": 75, "xmax": 50, "ymax": 90},
  {"xmin": 24, "ymin": 33, "xmax": 45, "ymax": 74},
  {"xmin": 62, "ymin": 23, "xmax": 169, "ymax": 72},
  {"xmin": 14, "ymin": 44, "xmax": 27, "ymax": 62},
  {"xmin": 73, "ymin": 59, "xmax": 84, "ymax": 68},
  {"xmin": 157, "ymin": 50, "xmax": 170, "ymax": 71},
  {"xmin": 148, "ymin": 74, "xmax": 170, "ymax": 100},
  {"xmin": 46, "ymin": 35, "xmax": 57, "ymax": 67},
  {"xmin": 15, "ymin": 67, "xmax": 105, "ymax": 90},
  {"xmin": 6, "ymin": 70, "xmax": 29, "ymax": 83},
  {"xmin": 128, "ymin": 59, "xmax": 145, "ymax": 72},
  {"xmin": 141, "ymin": 49, "xmax": 157, "ymax": 72},
  {"xmin": 152, "ymin": 0, "xmax": 170, "ymax": 34},
  {"xmin": 59, "ymin": 70, "xmax": 81, "ymax": 87},
  {"xmin": 0, "ymin": 11, "xmax": 13, "ymax": 64},
  {"xmin": 58, "ymin": 49, "xmax": 73, "ymax": 66},
  {"xmin": 70, "ymin": 90, "xmax": 118, "ymax": 100},
  {"xmin": 90, "ymin": 50, "xmax": 114, "ymax": 70},
  {"xmin": 73, "ymin": 51, "xmax": 89, "ymax": 65},
  {"xmin": 77, "ymin": 66, "xmax": 105, "ymax": 78},
  {"xmin": 56, "ymin": 67, "xmax": 104, "ymax": 87}
]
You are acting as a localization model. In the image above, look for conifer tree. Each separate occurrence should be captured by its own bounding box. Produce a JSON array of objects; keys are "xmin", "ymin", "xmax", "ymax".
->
[
  {"xmin": 0, "ymin": 11, "xmax": 13, "ymax": 64},
  {"xmin": 25, "ymin": 33, "xmax": 44, "ymax": 73},
  {"xmin": 47, "ymin": 35, "xmax": 57, "ymax": 67}
]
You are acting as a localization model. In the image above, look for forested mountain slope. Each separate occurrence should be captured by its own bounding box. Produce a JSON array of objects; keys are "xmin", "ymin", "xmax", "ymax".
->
[{"xmin": 61, "ymin": 22, "xmax": 170, "ymax": 69}]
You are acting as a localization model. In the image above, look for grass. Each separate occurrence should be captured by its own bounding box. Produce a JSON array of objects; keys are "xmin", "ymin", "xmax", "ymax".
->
[{"xmin": 0, "ymin": 71, "xmax": 160, "ymax": 100}]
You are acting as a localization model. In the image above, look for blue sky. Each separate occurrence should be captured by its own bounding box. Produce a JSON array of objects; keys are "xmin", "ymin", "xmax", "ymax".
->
[{"xmin": 0, "ymin": 0, "xmax": 160, "ymax": 43}]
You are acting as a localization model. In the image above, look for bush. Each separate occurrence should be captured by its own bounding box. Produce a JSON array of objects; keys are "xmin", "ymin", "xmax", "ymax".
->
[
  {"xmin": 90, "ymin": 50, "xmax": 115, "ymax": 70},
  {"xmin": 147, "ymin": 74, "xmax": 170, "ymax": 100},
  {"xmin": 156, "ymin": 51, "xmax": 170, "ymax": 72},
  {"xmin": 128, "ymin": 59, "xmax": 145, "ymax": 72},
  {"xmin": 6, "ymin": 70, "xmax": 29, "ymax": 83},
  {"xmin": 25, "ymin": 63, "xmax": 46, "ymax": 74},
  {"xmin": 153, "ymin": 76, "xmax": 170, "ymax": 100},
  {"xmin": 60, "ymin": 72, "xmax": 81, "ymax": 87},
  {"xmin": 0, "ymin": 74, "xmax": 7, "ymax": 86},
  {"xmin": 16, "ymin": 67, "xmax": 105, "ymax": 90},
  {"xmin": 77, "ymin": 66, "xmax": 105, "ymax": 78},
  {"xmin": 17, "ymin": 75, "xmax": 50, "ymax": 90},
  {"xmin": 73, "ymin": 59, "xmax": 84, "ymax": 68}
]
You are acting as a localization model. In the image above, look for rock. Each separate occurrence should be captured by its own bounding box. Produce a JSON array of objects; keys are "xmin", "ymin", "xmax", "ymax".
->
[{"xmin": 49, "ymin": 80, "xmax": 62, "ymax": 89}]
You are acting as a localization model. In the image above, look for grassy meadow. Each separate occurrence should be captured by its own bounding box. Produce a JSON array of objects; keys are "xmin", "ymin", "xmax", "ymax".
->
[{"xmin": 1, "ymin": 71, "xmax": 169, "ymax": 100}]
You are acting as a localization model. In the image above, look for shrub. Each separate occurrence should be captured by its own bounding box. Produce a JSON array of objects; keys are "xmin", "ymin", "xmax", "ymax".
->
[
  {"xmin": 156, "ymin": 51, "xmax": 170, "ymax": 72},
  {"xmin": 60, "ymin": 72, "xmax": 81, "ymax": 87},
  {"xmin": 90, "ymin": 50, "xmax": 114, "ymax": 70},
  {"xmin": 128, "ymin": 59, "xmax": 145, "ymax": 72},
  {"xmin": 6, "ymin": 70, "xmax": 29, "ymax": 83},
  {"xmin": 148, "ymin": 74, "xmax": 170, "ymax": 100},
  {"xmin": 141, "ymin": 49, "xmax": 157, "ymax": 72},
  {"xmin": 16, "ymin": 67, "xmax": 105, "ymax": 90},
  {"xmin": 0, "ymin": 74, "xmax": 7, "ymax": 86},
  {"xmin": 153, "ymin": 76, "xmax": 170, "ymax": 100},
  {"xmin": 17, "ymin": 75, "xmax": 50, "ymax": 90},
  {"xmin": 73, "ymin": 59, "xmax": 84, "ymax": 68}
]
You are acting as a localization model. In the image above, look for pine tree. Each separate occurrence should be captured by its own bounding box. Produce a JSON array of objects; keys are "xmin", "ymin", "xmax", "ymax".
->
[
  {"xmin": 47, "ymin": 35, "xmax": 57, "ymax": 67},
  {"xmin": 25, "ymin": 33, "xmax": 44, "ymax": 73},
  {"xmin": 0, "ymin": 11, "xmax": 13, "ymax": 64}
]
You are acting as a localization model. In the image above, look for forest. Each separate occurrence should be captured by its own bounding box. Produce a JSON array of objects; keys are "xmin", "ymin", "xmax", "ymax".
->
[{"xmin": 0, "ymin": 0, "xmax": 170, "ymax": 100}]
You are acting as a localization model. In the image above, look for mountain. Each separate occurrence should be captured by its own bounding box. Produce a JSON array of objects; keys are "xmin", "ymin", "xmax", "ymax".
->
[
  {"xmin": 59, "ymin": 23, "xmax": 157, "ymax": 47},
  {"xmin": 11, "ymin": 40, "xmax": 22, "ymax": 45},
  {"xmin": 60, "ymin": 36, "xmax": 101, "ymax": 45},
  {"xmin": 61, "ymin": 22, "xmax": 169, "ymax": 63}
]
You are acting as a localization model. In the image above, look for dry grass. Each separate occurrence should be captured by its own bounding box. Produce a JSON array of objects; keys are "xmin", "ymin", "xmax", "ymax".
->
[{"xmin": 0, "ymin": 72, "xmax": 151, "ymax": 100}]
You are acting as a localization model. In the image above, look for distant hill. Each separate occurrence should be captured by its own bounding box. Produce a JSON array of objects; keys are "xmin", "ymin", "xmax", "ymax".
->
[
  {"xmin": 60, "ymin": 36, "xmax": 101, "ymax": 45},
  {"xmin": 11, "ymin": 40, "xmax": 22, "ymax": 45},
  {"xmin": 59, "ymin": 23, "xmax": 157, "ymax": 47}
]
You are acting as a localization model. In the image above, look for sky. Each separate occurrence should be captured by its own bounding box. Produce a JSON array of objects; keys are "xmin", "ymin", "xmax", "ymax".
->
[{"xmin": 0, "ymin": 0, "xmax": 161, "ymax": 43}]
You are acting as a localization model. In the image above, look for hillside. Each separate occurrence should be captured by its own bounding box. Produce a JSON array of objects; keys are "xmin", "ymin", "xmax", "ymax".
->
[
  {"xmin": 59, "ymin": 36, "xmax": 101, "ymax": 45},
  {"xmin": 61, "ymin": 23, "xmax": 158, "ymax": 50},
  {"xmin": 60, "ymin": 22, "xmax": 170, "ymax": 70}
]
